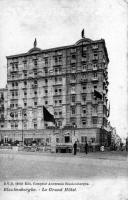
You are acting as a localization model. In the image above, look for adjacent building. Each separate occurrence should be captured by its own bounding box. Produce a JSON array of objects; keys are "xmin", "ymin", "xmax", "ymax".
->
[{"xmin": 0, "ymin": 34, "xmax": 110, "ymax": 146}]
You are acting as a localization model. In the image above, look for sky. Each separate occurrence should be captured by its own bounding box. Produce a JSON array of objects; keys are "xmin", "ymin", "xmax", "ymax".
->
[{"xmin": 0, "ymin": 0, "xmax": 127, "ymax": 139}]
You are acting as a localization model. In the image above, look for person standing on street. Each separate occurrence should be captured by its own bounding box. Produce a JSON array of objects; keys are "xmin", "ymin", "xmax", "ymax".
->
[
  {"xmin": 85, "ymin": 141, "xmax": 88, "ymax": 154},
  {"xmin": 73, "ymin": 141, "xmax": 77, "ymax": 155}
]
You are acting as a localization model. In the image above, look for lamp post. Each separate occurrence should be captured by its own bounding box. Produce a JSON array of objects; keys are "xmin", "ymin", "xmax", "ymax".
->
[
  {"xmin": 73, "ymin": 124, "xmax": 77, "ymax": 136},
  {"xmin": 18, "ymin": 107, "xmax": 24, "ymax": 145}
]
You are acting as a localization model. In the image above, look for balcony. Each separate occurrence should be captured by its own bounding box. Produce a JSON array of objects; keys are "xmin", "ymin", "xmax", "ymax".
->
[
  {"xmin": 80, "ymin": 78, "xmax": 88, "ymax": 84},
  {"xmin": 53, "ymin": 93, "xmax": 62, "ymax": 97},
  {"xmin": 93, "ymin": 67, "xmax": 98, "ymax": 71},
  {"xmin": 70, "ymin": 59, "xmax": 76, "ymax": 64},
  {"xmin": 53, "ymin": 61, "xmax": 62, "ymax": 66},
  {"xmin": 92, "ymin": 112, "xmax": 98, "ymax": 117},
  {"xmin": 32, "ymin": 84, "xmax": 38, "ymax": 89},
  {"xmin": 92, "ymin": 56, "xmax": 98, "ymax": 61},
  {"xmin": 91, "ymin": 77, "xmax": 99, "ymax": 82},
  {"xmin": 81, "ymin": 57, "xmax": 87, "ymax": 62},
  {"xmin": 70, "ymin": 101, "xmax": 76, "ymax": 106},
  {"xmin": 70, "ymin": 79, "xmax": 76, "ymax": 84}
]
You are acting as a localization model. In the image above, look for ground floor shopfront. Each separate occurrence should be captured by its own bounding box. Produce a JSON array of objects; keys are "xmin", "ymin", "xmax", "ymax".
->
[{"xmin": 0, "ymin": 127, "xmax": 111, "ymax": 148}]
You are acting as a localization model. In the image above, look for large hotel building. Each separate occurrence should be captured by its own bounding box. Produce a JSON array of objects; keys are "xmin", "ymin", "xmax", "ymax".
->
[{"xmin": 0, "ymin": 33, "xmax": 110, "ymax": 146}]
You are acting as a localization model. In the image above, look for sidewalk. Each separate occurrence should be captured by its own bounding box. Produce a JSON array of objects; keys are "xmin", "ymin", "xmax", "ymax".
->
[{"xmin": 0, "ymin": 149, "xmax": 128, "ymax": 161}]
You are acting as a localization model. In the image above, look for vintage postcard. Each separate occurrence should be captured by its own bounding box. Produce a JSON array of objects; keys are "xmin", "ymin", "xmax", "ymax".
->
[{"xmin": 0, "ymin": 0, "xmax": 128, "ymax": 199}]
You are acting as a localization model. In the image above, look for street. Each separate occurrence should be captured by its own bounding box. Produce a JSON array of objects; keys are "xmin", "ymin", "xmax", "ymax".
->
[
  {"xmin": 0, "ymin": 151, "xmax": 128, "ymax": 200},
  {"xmin": 0, "ymin": 151, "xmax": 128, "ymax": 180}
]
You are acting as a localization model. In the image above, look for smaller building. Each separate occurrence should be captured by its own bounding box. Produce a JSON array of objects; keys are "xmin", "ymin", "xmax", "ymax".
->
[{"xmin": 0, "ymin": 87, "xmax": 8, "ymax": 142}]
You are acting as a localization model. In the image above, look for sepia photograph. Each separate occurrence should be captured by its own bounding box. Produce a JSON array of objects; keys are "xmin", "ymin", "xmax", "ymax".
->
[{"xmin": 0, "ymin": 0, "xmax": 128, "ymax": 199}]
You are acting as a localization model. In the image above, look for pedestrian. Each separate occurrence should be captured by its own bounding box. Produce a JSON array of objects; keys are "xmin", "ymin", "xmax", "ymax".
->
[
  {"xmin": 85, "ymin": 141, "xmax": 88, "ymax": 154},
  {"xmin": 73, "ymin": 141, "xmax": 77, "ymax": 155}
]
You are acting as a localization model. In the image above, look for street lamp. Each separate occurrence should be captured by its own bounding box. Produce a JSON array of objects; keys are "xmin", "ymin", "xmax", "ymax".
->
[
  {"xmin": 18, "ymin": 107, "xmax": 24, "ymax": 145},
  {"xmin": 73, "ymin": 124, "xmax": 77, "ymax": 136}
]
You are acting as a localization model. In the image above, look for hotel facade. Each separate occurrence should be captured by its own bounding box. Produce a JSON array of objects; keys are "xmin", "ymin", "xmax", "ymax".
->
[{"xmin": 0, "ymin": 35, "xmax": 111, "ymax": 147}]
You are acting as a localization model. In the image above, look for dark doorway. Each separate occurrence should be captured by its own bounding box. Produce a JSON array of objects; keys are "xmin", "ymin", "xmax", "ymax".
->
[{"xmin": 65, "ymin": 136, "xmax": 70, "ymax": 143}]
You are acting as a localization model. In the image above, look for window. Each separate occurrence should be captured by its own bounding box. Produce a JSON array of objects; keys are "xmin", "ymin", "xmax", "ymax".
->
[
  {"xmin": 82, "ymin": 64, "xmax": 87, "ymax": 71},
  {"xmin": 45, "ymin": 123, "xmax": 48, "ymax": 128},
  {"xmin": 71, "ymin": 74, "xmax": 76, "ymax": 80},
  {"xmin": 59, "ymin": 111, "xmax": 62, "ymax": 116},
  {"xmin": 34, "ymin": 101, "xmax": 37, "ymax": 106},
  {"xmin": 24, "ymin": 91, "xmax": 27, "ymax": 96},
  {"xmin": 83, "ymin": 107, "xmax": 86, "ymax": 114},
  {"xmin": 71, "ymin": 106, "xmax": 75, "ymax": 115},
  {"xmin": 58, "ymin": 56, "xmax": 62, "ymax": 63},
  {"xmin": 81, "ymin": 136, "xmax": 87, "ymax": 143},
  {"xmin": 54, "ymin": 56, "xmax": 62, "ymax": 63},
  {"xmin": 94, "ymin": 72, "xmax": 97, "ymax": 78},
  {"xmin": 54, "ymin": 100, "xmax": 57, "ymax": 105},
  {"xmin": 83, "ymin": 86, "xmax": 86, "ymax": 90},
  {"xmin": 82, "ymin": 94, "xmax": 86, "ymax": 101},
  {"xmin": 45, "ymin": 90, "xmax": 48, "ymax": 94},
  {"xmin": 34, "ymin": 59, "xmax": 37, "ymax": 66},
  {"xmin": 71, "ymin": 54, "xmax": 76, "ymax": 59},
  {"xmin": 15, "ymin": 123, "xmax": 18, "ymax": 128},
  {"xmin": 15, "ymin": 91, "xmax": 18, "ymax": 96},
  {"xmin": 34, "ymin": 71, "xmax": 37, "ymax": 76},
  {"xmin": 93, "ymin": 52, "xmax": 98, "ymax": 60},
  {"xmin": 59, "ymin": 89, "xmax": 62, "ymax": 93},
  {"xmin": 24, "ymin": 81, "xmax": 27, "ymax": 86},
  {"xmin": 58, "ymin": 121, "xmax": 62, "ymax": 127},
  {"xmin": 91, "ymin": 137, "xmax": 95, "ymax": 143},
  {"xmin": 56, "ymin": 138, "xmax": 59, "ymax": 143},
  {"xmin": 94, "ymin": 85, "xmax": 97, "ymax": 89},
  {"xmin": 44, "ymin": 68, "xmax": 48, "ymax": 74},
  {"xmin": 92, "ymin": 44, "xmax": 98, "ymax": 50},
  {"xmin": 46, "ymin": 138, "xmax": 50, "ymax": 143},
  {"xmin": 23, "ymin": 60, "xmax": 27, "ymax": 67},
  {"xmin": 82, "ymin": 119, "xmax": 86, "ymax": 125},
  {"xmin": 45, "ymin": 101, "xmax": 48, "ymax": 105},
  {"xmin": 34, "ymin": 123, "xmax": 37, "ymax": 129},
  {"xmin": 24, "ymin": 102, "xmax": 27, "ymax": 107},
  {"xmin": 71, "ymin": 86, "xmax": 75, "ymax": 93},
  {"xmin": 24, "ymin": 72, "xmax": 27, "ymax": 77},
  {"xmin": 93, "ymin": 105, "xmax": 97, "ymax": 112},
  {"xmin": 59, "ymin": 100, "xmax": 62, "ymax": 104},
  {"xmin": 34, "ymin": 80, "xmax": 37, "ymax": 85},
  {"xmin": 45, "ymin": 79, "xmax": 48, "ymax": 84},
  {"xmin": 93, "ymin": 63, "xmax": 97, "ymax": 69},
  {"xmin": 23, "ymin": 112, "xmax": 27, "ymax": 117},
  {"xmin": 83, "ymin": 46, "xmax": 87, "ymax": 51},
  {"xmin": 92, "ymin": 117, "xmax": 97, "ymax": 124},
  {"xmin": 71, "ymin": 48, "xmax": 76, "ymax": 53},
  {"xmin": 44, "ymin": 58, "xmax": 48, "ymax": 65},
  {"xmin": 10, "ymin": 104, "xmax": 14, "ymax": 108},
  {"xmin": 71, "ymin": 63, "xmax": 76, "ymax": 71},
  {"xmin": 34, "ymin": 91, "xmax": 37, "ymax": 95},
  {"xmin": 71, "ymin": 95, "xmax": 76, "ymax": 102},
  {"xmin": 24, "ymin": 123, "xmax": 27, "ymax": 129},
  {"xmin": 15, "ymin": 113, "xmax": 18, "ymax": 118},
  {"xmin": 11, "ymin": 124, "xmax": 14, "ymax": 129},
  {"xmin": 54, "ymin": 112, "xmax": 57, "ymax": 116}
]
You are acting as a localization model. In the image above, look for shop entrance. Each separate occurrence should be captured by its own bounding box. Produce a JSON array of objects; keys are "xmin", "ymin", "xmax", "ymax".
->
[{"xmin": 65, "ymin": 136, "xmax": 70, "ymax": 143}]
